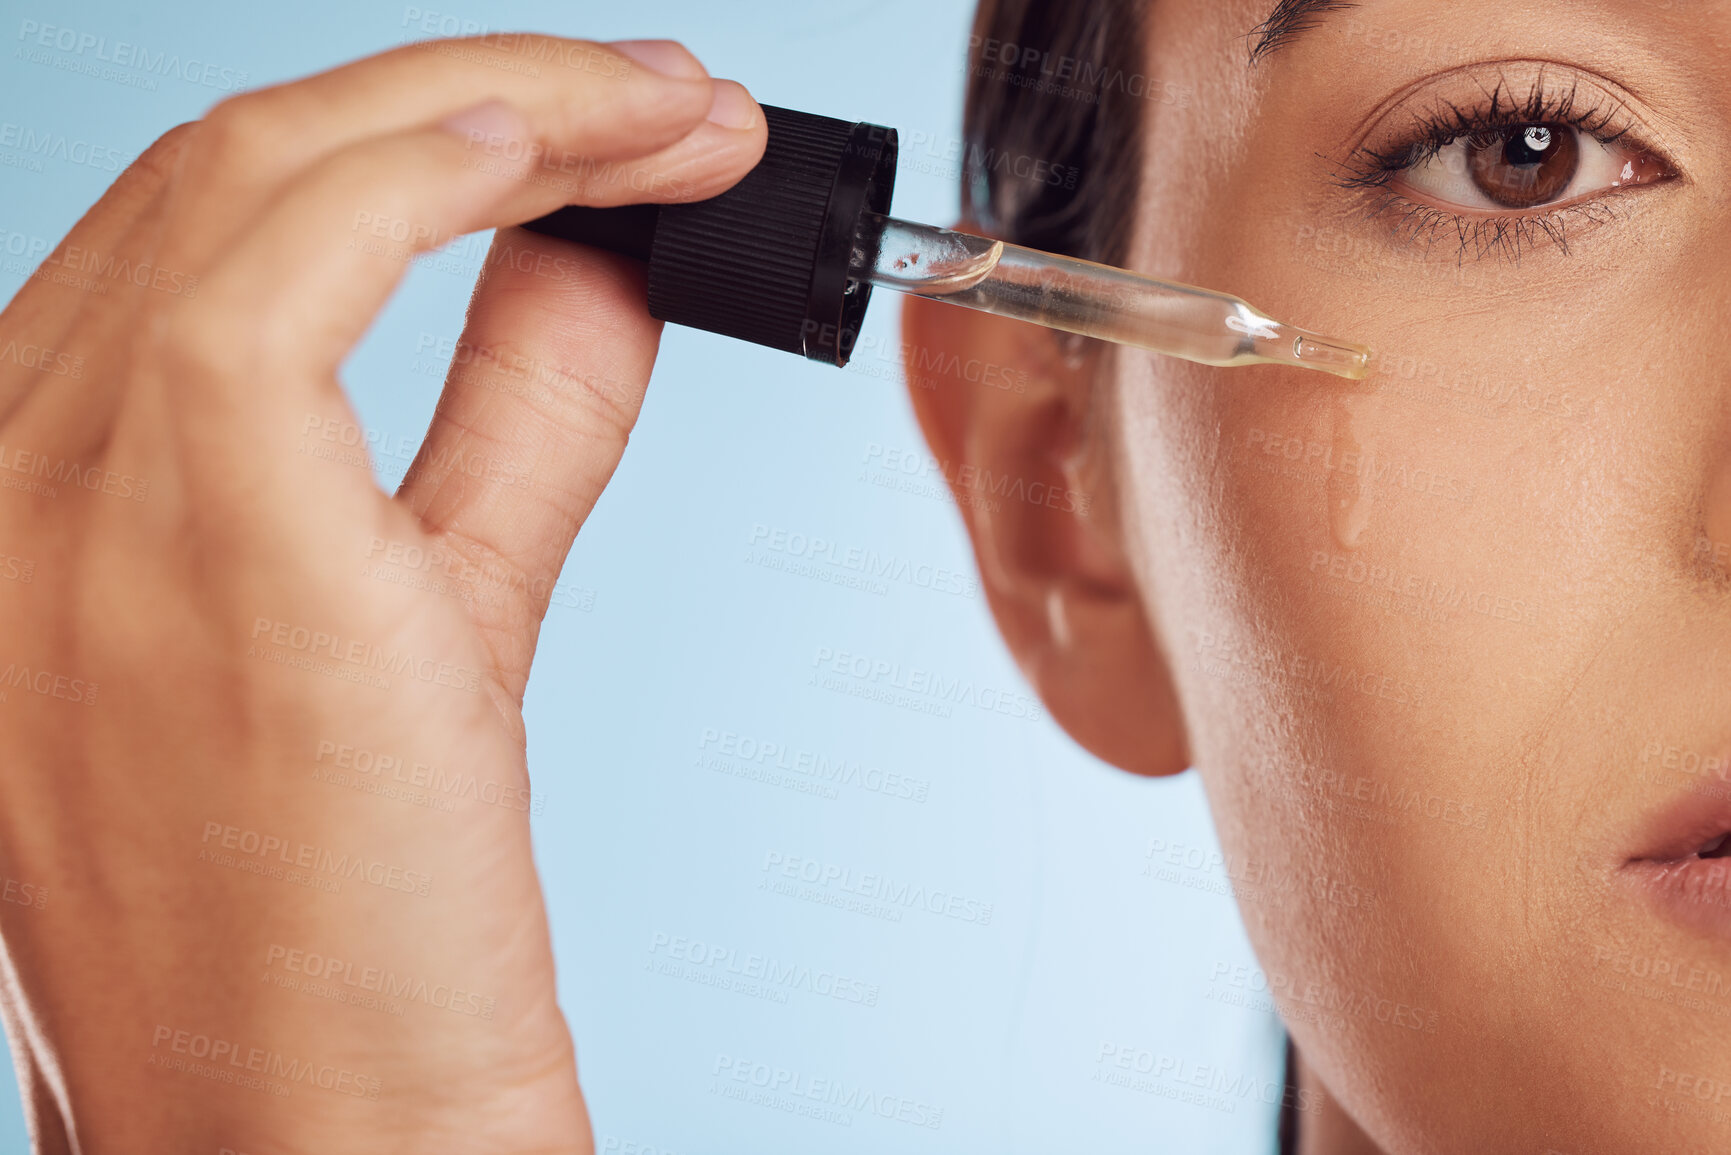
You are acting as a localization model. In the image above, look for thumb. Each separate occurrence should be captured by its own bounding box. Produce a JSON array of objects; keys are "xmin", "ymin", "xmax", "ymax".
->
[{"xmin": 393, "ymin": 225, "xmax": 665, "ymax": 700}]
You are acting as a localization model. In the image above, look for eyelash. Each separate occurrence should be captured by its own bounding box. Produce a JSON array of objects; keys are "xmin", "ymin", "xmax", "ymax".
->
[{"xmin": 1335, "ymin": 73, "xmax": 1664, "ymax": 263}]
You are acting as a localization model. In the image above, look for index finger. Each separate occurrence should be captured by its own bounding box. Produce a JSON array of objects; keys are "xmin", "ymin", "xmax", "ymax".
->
[{"xmin": 157, "ymin": 36, "xmax": 742, "ymax": 273}]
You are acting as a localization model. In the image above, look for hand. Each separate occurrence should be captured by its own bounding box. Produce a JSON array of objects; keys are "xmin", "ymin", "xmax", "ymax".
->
[{"xmin": 0, "ymin": 34, "xmax": 763, "ymax": 1154}]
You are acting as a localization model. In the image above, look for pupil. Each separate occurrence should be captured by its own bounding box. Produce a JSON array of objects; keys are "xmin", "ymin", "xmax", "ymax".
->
[
  {"xmin": 1467, "ymin": 123, "xmax": 1579, "ymax": 210},
  {"xmin": 1510, "ymin": 127, "xmax": 1552, "ymax": 164}
]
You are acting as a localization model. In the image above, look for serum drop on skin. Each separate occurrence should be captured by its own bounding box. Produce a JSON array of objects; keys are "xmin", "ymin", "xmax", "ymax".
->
[{"xmin": 1329, "ymin": 396, "xmax": 1376, "ymax": 551}]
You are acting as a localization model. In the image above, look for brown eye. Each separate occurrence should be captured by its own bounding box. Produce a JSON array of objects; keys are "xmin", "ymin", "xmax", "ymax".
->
[
  {"xmin": 1398, "ymin": 120, "xmax": 1669, "ymax": 215},
  {"xmin": 1465, "ymin": 125, "xmax": 1581, "ymax": 208}
]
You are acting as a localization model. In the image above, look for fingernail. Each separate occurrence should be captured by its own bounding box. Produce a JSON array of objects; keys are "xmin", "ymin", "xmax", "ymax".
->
[
  {"xmin": 438, "ymin": 100, "xmax": 527, "ymax": 145},
  {"xmin": 605, "ymin": 38, "xmax": 707, "ymax": 80},
  {"xmin": 706, "ymin": 80, "xmax": 760, "ymax": 131}
]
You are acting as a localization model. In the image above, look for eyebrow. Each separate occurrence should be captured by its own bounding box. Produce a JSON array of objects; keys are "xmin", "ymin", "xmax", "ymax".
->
[{"xmin": 1248, "ymin": 0, "xmax": 1362, "ymax": 63}]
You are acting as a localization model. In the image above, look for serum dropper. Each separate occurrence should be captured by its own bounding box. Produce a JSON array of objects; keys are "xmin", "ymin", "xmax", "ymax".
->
[{"xmin": 522, "ymin": 105, "xmax": 1370, "ymax": 380}]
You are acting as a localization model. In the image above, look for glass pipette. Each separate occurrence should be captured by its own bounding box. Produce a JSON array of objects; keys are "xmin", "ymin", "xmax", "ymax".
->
[{"xmin": 852, "ymin": 214, "xmax": 1370, "ymax": 381}]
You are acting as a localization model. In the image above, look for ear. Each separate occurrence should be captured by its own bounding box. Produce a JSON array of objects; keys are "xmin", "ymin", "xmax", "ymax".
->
[{"xmin": 899, "ymin": 287, "xmax": 1189, "ymax": 776}]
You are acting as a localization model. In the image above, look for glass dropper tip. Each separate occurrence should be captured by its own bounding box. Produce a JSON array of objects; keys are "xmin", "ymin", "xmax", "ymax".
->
[
  {"xmin": 1288, "ymin": 330, "xmax": 1373, "ymax": 381},
  {"xmin": 1240, "ymin": 313, "xmax": 1373, "ymax": 380}
]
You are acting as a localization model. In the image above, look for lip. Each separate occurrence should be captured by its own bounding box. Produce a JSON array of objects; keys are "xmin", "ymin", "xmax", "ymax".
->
[{"xmin": 1621, "ymin": 761, "xmax": 1731, "ymax": 938}]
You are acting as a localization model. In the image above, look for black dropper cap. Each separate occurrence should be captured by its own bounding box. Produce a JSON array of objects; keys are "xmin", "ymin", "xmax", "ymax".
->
[{"xmin": 519, "ymin": 105, "xmax": 898, "ymax": 368}]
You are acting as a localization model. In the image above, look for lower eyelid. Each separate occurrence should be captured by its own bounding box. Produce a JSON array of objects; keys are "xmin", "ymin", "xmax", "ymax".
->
[
  {"xmin": 1390, "ymin": 163, "xmax": 1671, "ymax": 223},
  {"xmin": 1360, "ymin": 188, "xmax": 1632, "ymax": 263}
]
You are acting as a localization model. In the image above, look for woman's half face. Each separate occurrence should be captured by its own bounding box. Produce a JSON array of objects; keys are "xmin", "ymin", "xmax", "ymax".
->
[{"xmin": 1114, "ymin": 0, "xmax": 1731, "ymax": 1150}]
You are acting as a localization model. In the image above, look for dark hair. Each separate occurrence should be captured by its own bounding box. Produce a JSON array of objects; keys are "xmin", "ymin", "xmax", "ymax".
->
[{"xmin": 961, "ymin": 0, "xmax": 1148, "ymax": 268}]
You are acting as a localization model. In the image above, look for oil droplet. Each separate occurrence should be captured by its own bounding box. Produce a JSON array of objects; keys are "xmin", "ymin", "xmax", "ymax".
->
[
  {"xmin": 1699, "ymin": 454, "xmax": 1731, "ymax": 577},
  {"xmin": 1327, "ymin": 395, "xmax": 1374, "ymax": 550}
]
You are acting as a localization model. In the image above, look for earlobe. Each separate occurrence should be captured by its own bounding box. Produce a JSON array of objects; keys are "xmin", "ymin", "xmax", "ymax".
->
[{"xmin": 898, "ymin": 290, "xmax": 1190, "ymax": 777}]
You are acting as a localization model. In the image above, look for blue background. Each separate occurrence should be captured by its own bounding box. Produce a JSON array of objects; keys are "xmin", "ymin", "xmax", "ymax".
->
[{"xmin": 0, "ymin": 1, "xmax": 1282, "ymax": 1150}]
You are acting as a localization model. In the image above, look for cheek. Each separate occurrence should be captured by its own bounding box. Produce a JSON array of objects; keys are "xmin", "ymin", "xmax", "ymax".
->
[
  {"xmin": 1123, "ymin": 192, "xmax": 1731, "ymax": 1142},
  {"xmin": 1142, "ymin": 190, "xmax": 1698, "ymax": 788}
]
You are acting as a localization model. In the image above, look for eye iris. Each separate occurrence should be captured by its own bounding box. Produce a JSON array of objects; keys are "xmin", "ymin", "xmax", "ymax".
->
[{"xmin": 1467, "ymin": 123, "xmax": 1580, "ymax": 209}]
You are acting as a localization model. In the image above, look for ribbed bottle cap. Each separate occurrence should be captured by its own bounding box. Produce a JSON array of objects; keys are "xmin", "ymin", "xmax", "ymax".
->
[{"xmin": 520, "ymin": 105, "xmax": 899, "ymax": 367}]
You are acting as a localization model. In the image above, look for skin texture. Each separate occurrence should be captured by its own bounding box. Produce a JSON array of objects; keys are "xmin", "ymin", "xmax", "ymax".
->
[
  {"xmin": 905, "ymin": 0, "xmax": 1731, "ymax": 1152},
  {"xmin": 0, "ymin": 35, "xmax": 765, "ymax": 1154}
]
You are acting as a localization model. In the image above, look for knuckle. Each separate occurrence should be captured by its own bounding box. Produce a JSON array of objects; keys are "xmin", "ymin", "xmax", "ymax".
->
[
  {"xmin": 449, "ymin": 334, "xmax": 641, "ymax": 443},
  {"xmin": 188, "ymin": 92, "xmax": 283, "ymax": 175},
  {"xmin": 558, "ymin": 363, "xmax": 642, "ymax": 443}
]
